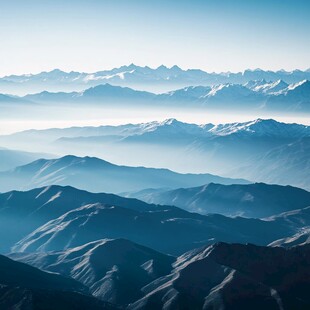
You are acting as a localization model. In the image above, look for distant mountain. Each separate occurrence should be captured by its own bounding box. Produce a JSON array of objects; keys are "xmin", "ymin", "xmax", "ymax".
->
[
  {"xmin": 0, "ymin": 253, "xmax": 114, "ymax": 309},
  {"xmin": 0, "ymin": 77, "xmax": 308, "ymax": 112},
  {"xmin": 129, "ymin": 242, "xmax": 310, "ymax": 310},
  {"xmin": 266, "ymin": 79, "xmax": 310, "ymax": 110},
  {"xmin": 12, "ymin": 190, "xmax": 310, "ymax": 255},
  {"xmin": 75, "ymin": 118, "xmax": 308, "ymax": 145},
  {"xmin": 157, "ymin": 83, "xmax": 267, "ymax": 108},
  {"xmin": 0, "ymin": 93, "xmax": 25, "ymax": 103},
  {"xmin": 9, "ymin": 238, "xmax": 175, "ymax": 306},
  {"xmin": 202, "ymin": 83, "xmax": 265, "ymax": 108},
  {"xmin": 17, "ymin": 79, "xmax": 310, "ymax": 111},
  {"xmin": 1, "ymin": 118, "xmax": 308, "ymax": 189},
  {"xmin": 0, "ymin": 122, "xmax": 142, "ymax": 149},
  {"xmin": 235, "ymin": 137, "xmax": 310, "ymax": 190},
  {"xmin": 1, "ymin": 65, "xmax": 310, "ymax": 95},
  {"xmin": 121, "ymin": 118, "xmax": 213, "ymax": 144},
  {"xmin": 245, "ymin": 79, "xmax": 289, "ymax": 94},
  {"xmin": 24, "ymin": 90, "xmax": 77, "ymax": 102},
  {"xmin": 124, "ymin": 182, "xmax": 310, "ymax": 218},
  {"xmin": 0, "ymin": 147, "xmax": 53, "ymax": 171},
  {"xmin": 0, "ymin": 155, "xmax": 249, "ymax": 193},
  {"xmin": 158, "ymin": 85, "xmax": 211, "ymax": 102},
  {"xmin": 81, "ymin": 84, "xmax": 155, "ymax": 101},
  {"xmin": 208, "ymin": 118, "xmax": 310, "ymax": 138},
  {"xmin": 4, "ymin": 118, "xmax": 308, "ymax": 144},
  {"xmin": 24, "ymin": 83, "xmax": 155, "ymax": 104}
]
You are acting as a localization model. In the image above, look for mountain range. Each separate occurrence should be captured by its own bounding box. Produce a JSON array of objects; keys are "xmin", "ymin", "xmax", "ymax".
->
[
  {"xmin": 3, "ymin": 117, "xmax": 308, "ymax": 146},
  {"xmin": 0, "ymin": 155, "xmax": 248, "ymax": 193},
  {"xmin": 10, "ymin": 185, "xmax": 310, "ymax": 255},
  {"xmin": 1, "ymin": 65, "xmax": 309, "ymax": 308},
  {"xmin": 234, "ymin": 136, "xmax": 310, "ymax": 190},
  {"xmin": 1, "ymin": 65, "xmax": 310, "ymax": 95},
  {"xmin": 1, "ymin": 183, "xmax": 309, "ymax": 308},
  {"xmin": 124, "ymin": 182, "xmax": 310, "ymax": 218},
  {"xmin": 8, "ymin": 238, "xmax": 310, "ymax": 309},
  {"xmin": 0, "ymin": 78, "xmax": 309, "ymax": 111},
  {"xmin": 9, "ymin": 238, "xmax": 175, "ymax": 306},
  {"xmin": 0, "ymin": 184, "xmax": 165, "ymax": 252},
  {"xmin": 1, "ymin": 118, "xmax": 308, "ymax": 190},
  {"xmin": 0, "ymin": 184, "xmax": 307, "ymax": 256},
  {"xmin": 0, "ymin": 147, "xmax": 52, "ymax": 171}
]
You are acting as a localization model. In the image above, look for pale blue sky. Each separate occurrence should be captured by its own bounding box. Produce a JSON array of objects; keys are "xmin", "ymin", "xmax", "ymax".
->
[{"xmin": 0, "ymin": 0, "xmax": 309, "ymax": 75}]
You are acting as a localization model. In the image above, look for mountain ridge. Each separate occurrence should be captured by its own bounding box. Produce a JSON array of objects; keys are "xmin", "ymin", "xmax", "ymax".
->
[{"xmin": 0, "ymin": 154, "xmax": 249, "ymax": 193}]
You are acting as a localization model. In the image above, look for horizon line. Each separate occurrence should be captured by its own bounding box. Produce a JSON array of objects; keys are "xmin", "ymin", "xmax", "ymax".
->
[{"xmin": 1, "ymin": 64, "xmax": 310, "ymax": 78}]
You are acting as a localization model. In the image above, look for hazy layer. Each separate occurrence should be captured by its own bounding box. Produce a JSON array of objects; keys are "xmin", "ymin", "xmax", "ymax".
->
[{"xmin": 0, "ymin": 104, "xmax": 309, "ymax": 135}]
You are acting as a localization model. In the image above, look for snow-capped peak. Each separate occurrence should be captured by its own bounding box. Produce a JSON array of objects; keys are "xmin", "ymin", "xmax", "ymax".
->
[
  {"xmin": 208, "ymin": 118, "xmax": 309, "ymax": 138},
  {"xmin": 245, "ymin": 79, "xmax": 289, "ymax": 94},
  {"xmin": 287, "ymin": 79, "xmax": 309, "ymax": 91}
]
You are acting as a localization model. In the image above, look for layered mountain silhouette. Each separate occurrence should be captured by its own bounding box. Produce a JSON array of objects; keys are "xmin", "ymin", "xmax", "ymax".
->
[
  {"xmin": 0, "ymin": 155, "xmax": 248, "ymax": 193},
  {"xmin": 0, "ymin": 63, "xmax": 309, "ymax": 309},
  {"xmin": 0, "ymin": 75, "xmax": 309, "ymax": 110},
  {"xmin": 0, "ymin": 147, "xmax": 52, "ymax": 171},
  {"xmin": 9, "ymin": 186, "xmax": 309, "ymax": 255},
  {"xmin": 24, "ymin": 84, "xmax": 155, "ymax": 105},
  {"xmin": 124, "ymin": 182, "xmax": 310, "ymax": 217},
  {"xmin": 235, "ymin": 137, "xmax": 310, "ymax": 190},
  {"xmin": 0, "ymin": 185, "xmax": 163, "ymax": 251},
  {"xmin": 0, "ymin": 118, "xmax": 308, "ymax": 191},
  {"xmin": 9, "ymin": 240, "xmax": 310, "ymax": 309},
  {"xmin": 1, "ymin": 65, "xmax": 310, "ymax": 95}
]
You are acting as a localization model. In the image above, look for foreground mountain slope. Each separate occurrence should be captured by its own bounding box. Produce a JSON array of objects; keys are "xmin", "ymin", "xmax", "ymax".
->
[
  {"xmin": 125, "ymin": 182, "xmax": 310, "ymax": 217},
  {"xmin": 0, "ymin": 185, "xmax": 168, "ymax": 252},
  {"xmin": 129, "ymin": 242, "xmax": 310, "ymax": 310},
  {"xmin": 13, "ymin": 201, "xmax": 310, "ymax": 256},
  {"xmin": 9, "ymin": 238, "xmax": 175, "ymax": 306},
  {"xmin": 0, "ymin": 155, "xmax": 249, "ymax": 193},
  {"xmin": 0, "ymin": 254, "xmax": 115, "ymax": 309}
]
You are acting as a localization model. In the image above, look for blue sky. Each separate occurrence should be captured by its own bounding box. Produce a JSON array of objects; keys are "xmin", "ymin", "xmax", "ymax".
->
[{"xmin": 0, "ymin": 0, "xmax": 309, "ymax": 75}]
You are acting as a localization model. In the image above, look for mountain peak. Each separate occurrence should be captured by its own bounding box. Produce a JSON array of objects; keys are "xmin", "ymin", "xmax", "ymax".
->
[
  {"xmin": 208, "ymin": 118, "xmax": 310, "ymax": 138},
  {"xmin": 156, "ymin": 65, "xmax": 169, "ymax": 70},
  {"xmin": 160, "ymin": 118, "xmax": 180, "ymax": 125},
  {"xmin": 170, "ymin": 65, "xmax": 182, "ymax": 71},
  {"xmin": 49, "ymin": 68, "xmax": 64, "ymax": 74},
  {"xmin": 127, "ymin": 63, "xmax": 138, "ymax": 70}
]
